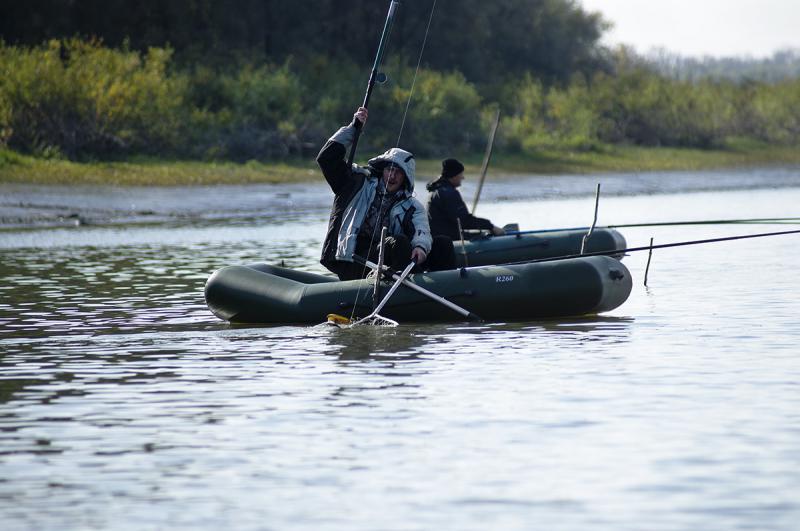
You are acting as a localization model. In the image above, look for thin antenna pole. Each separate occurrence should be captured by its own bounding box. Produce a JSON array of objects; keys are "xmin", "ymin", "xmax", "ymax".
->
[
  {"xmin": 580, "ymin": 183, "xmax": 601, "ymax": 255},
  {"xmin": 644, "ymin": 237, "xmax": 654, "ymax": 286}
]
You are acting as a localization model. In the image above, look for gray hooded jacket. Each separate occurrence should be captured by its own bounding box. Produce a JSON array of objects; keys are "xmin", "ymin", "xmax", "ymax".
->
[{"xmin": 317, "ymin": 124, "xmax": 432, "ymax": 269}]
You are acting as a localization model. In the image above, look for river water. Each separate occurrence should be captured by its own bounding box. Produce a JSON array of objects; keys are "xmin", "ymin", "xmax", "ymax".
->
[{"xmin": 1, "ymin": 168, "xmax": 799, "ymax": 530}]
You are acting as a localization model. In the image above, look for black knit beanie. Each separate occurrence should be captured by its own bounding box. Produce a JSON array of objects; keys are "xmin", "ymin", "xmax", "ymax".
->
[{"xmin": 441, "ymin": 158, "xmax": 464, "ymax": 180}]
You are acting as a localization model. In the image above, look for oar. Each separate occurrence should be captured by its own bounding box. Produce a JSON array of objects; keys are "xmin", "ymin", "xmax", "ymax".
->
[
  {"xmin": 347, "ymin": 0, "xmax": 399, "ymax": 168},
  {"xmin": 354, "ymin": 256, "xmax": 483, "ymax": 322}
]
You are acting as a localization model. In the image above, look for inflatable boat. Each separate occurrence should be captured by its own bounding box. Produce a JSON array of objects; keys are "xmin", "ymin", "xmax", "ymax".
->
[
  {"xmin": 205, "ymin": 256, "xmax": 632, "ymax": 324},
  {"xmin": 454, "ymin": 227, "xmax": 626, "ymax": 267}
]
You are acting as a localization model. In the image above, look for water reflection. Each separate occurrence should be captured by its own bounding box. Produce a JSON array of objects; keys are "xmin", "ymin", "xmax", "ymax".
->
[
  {"xmin": 2, "ymin": 186, "xmax": 800, "ymax": 531},
  {"xmin": 0, "ymin": 239, "xmax": 324, "ymax": 340},
  {"xmin": 323, "ymin": 325, "xmax": 427, "ymax": 361}
]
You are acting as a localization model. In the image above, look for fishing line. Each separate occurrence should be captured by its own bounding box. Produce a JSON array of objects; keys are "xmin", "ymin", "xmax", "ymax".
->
[
  {"xmin": 499, "ymin": 217, "xmax": 800, "ymax": 236},
  {"xmin": 396, "ymin": 0, "xmax": 438, "ymax": 148},
  {"xmin": 348, "ymin": 0, "xmax": 439, "ymax": 322},
  {"xmin": 507, "ymin": 228, "xmax": 800, "ymax": 265},
  {"xmin": 607, "ymin": 217, "xmax": 800, "ymax": 228},
  {"xmin": 346, "ymin": 1, "xmax": 401, "ymax": 316}
]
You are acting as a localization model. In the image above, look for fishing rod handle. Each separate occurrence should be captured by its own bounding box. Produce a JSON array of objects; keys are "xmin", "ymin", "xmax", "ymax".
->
[{"xmin": 347, "ymin": 0, "xmax": 399, "ymax": 168}]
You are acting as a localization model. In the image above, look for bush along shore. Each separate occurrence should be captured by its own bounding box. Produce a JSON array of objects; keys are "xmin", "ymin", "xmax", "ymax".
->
[{"xmin": 1, "ymin": 38, "xmax": 799, "ymax": 185}]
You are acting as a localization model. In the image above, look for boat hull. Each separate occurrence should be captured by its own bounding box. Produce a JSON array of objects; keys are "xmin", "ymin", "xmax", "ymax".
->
[
  {"xmin": 455, "ymin": 228, "xmax": 627, "ymax": 267},
  {"xmin": 205, "ymin": 256, "xmax": 632, "ymax": 324}
]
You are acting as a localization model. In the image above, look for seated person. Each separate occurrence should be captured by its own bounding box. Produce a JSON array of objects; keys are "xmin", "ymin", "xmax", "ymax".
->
[
  {"xmin": 316, "ymin": 107, "xmax": 455, "ymax": 280},
  {"xmin": 426, "ymin": 158, "xmax": 506, "ymax": 240}
]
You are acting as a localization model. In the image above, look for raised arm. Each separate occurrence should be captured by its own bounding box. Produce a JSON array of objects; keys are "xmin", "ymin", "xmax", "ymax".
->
[{"xmin": 316, "ymin": 108, "xmax": 369, "ymax": 195}]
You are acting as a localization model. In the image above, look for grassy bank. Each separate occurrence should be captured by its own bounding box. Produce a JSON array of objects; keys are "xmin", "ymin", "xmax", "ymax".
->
[
  {"xmin": 489, "ymin": 141, "xmax": 800, "ymax": 175},
  {"xmin": 0, "ymin": 149, "xmax": 318, "ymax": 186},
  {"xmin": 2, "ymin": 143, "xmax": 799, "ymax": 186}
]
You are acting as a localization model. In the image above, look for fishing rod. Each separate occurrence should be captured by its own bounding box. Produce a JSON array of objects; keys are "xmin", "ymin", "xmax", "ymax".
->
[
  {"xmin": 511, "ymin": 227, "xmax": 800, "ymax": 265},
  {"xmin": 608, "ymin": 217, "xmax": 800, "ymax": 228},
  {"xmin": 499, "ymin": 217, "xmax": 800, "ymax": 236},
  {"xmin": 344, "ymin": 0, "xmax": 437, "ymax": 321},
  {"xmin": 347, "ymin": 0, "xmax": 399, "ymax": 168},
  {"xmin": 471, "ymin": 108, "xmax": 501, "ymax": 215}
]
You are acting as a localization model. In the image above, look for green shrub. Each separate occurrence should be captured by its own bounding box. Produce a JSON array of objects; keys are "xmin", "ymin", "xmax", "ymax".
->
[
  {"xmin": 296, "ymin": 57, "xmax": 363, "ymax": 147},
  {"xmin": 750, "ymin": 79, "xmax": 800, "ymax": 144},
  {"xmin": 385, "ymin": 69, "xmax": 483, "ymax": 157},
  {"xmin": 545, "ymin": 75, "xmax": 601, "ymax": 150},
  {"xmin": 1, "ymin": 38, "xmax": 797, "ymax": 163},
  {"xmin": 183, "ymin": 61, "xmax": 308, "ymax": 160},
  {"xmin": 500, "ymin": 77, "xmax": 548, "ymax": 152},
  {"xmin": 0, "ymin": 91, "xmax": 11, "ymax": 147},
  {"xmin": 0, "ymin": 39, "xmax": 185, "ymax": 158}
]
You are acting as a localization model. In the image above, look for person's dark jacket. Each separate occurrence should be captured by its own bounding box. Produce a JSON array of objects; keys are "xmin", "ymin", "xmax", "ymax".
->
[
  {"xmin": 426, "ymin": 178, "xmax": 493, "ymax": 240},
  {"xmin": 316, "ymin": 122, "xmax": 431, "ymax": 275}
]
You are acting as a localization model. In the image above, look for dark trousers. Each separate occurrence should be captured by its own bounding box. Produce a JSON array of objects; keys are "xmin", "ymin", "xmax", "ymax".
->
[
  {"xmin": 333, "ymin": 234, "xmax": 456, "ymax": 281},
  {"xmin": 426, "ymin": 235, "xmax": 456, "ymax": 272}
]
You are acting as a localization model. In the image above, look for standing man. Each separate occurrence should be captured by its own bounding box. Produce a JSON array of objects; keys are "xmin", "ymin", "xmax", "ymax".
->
[
  {"xmin": 426, "ymin": 158, "xmax": 506, "ymax": 240},
  {"xmin": 317, "ymin": 107, "xmax": 453, "ymax": 280}
]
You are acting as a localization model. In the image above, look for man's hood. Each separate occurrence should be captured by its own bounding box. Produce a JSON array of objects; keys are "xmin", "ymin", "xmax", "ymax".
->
[{"xmin": 368, "ymin": 148, "xmax": 416, "ymax": 193}]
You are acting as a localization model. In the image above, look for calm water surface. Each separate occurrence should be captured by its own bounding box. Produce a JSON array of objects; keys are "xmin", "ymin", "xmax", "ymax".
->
[{"xmin": 1, "ymin": 172, "xmax": 799, "ymax": 530}]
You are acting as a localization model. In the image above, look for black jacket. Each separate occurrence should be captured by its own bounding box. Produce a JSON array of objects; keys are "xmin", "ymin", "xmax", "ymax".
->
[
  {"xmin": 426, "ymin": 178, "xmax": 493, "ymax": 239},
  {"xmin": 316, "ymin": 135, "xmax": 366, "ymax": 270}
]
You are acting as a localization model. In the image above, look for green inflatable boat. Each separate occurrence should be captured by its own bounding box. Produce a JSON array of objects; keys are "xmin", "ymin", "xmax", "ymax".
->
[
  {"xmin": 454, "ymin": 227, "xmax": 626, "ymax": 267},
  {"xmin": 205, "ymin": 255, "xmax": 632, "ymax": 324}
]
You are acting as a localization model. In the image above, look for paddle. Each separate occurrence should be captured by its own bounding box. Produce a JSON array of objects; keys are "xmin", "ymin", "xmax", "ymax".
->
[
  {"xmin": 347, "ymin": 0, "xmax": 399, "ymax": 169},
  {"xmin": 354, "ymin": 255, "xmax": 483, "ymax": 322}
]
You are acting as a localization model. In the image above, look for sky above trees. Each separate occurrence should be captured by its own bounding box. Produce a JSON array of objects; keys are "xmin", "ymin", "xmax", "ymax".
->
[{"xmin": 580, "ymin": 0, "xmax": 800, "ymax": 58}]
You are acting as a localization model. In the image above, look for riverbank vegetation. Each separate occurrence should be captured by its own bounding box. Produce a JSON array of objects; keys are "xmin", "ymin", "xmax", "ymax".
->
[
  {"xmin": 4, "ymin": 142, "xmax": 799, "ymax": 186},
  {"xmin": 1, "ymin": 1, "xmax": 799, "ymax": 184}
]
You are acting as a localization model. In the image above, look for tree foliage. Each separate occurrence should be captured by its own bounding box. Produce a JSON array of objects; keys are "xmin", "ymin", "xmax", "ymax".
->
[
  {"xmin": 0, "ymin": 39, "xmax": 185, "ymax": 158},
  {"xmin": 1, "ymin": 3, "xmax": 798, "ymax": 161},
  {"xmin": 0, "ymin": 0, "xmax": 607, "ymax": 86}
]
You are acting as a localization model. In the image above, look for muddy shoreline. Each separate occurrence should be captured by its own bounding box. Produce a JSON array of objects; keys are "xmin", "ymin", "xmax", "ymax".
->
[{"xmin": 2, "ymin": 166, "xmax": 799, "ymax": 230}]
